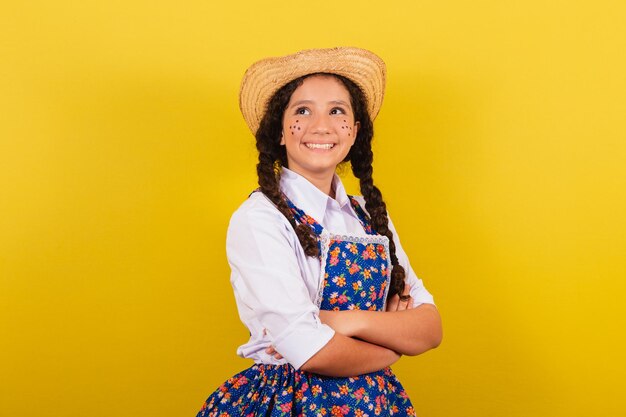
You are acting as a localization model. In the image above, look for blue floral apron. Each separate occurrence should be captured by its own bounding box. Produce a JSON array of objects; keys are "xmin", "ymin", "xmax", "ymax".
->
[{"xmin": 196, "ymin": 196, "xmax": 416, "ymax": 416}]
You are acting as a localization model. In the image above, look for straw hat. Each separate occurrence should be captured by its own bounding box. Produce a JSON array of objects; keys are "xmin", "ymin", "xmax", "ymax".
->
[{"xmin": 239, "ymin": 47, "xmax": 386, "ymax": 134}]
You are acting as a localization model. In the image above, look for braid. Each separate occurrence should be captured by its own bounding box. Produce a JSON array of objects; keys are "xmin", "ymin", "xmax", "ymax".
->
[
  {"xmin": 255, "ymin": 77, "xmax": 319, "ymax": 257},
  {"xmin": 335, "ymin": 75, "xmax": 406, "ymax": 299},
  {"xmin": 350, "ymin": 139, "xmax": 405, "ymax": 299}
]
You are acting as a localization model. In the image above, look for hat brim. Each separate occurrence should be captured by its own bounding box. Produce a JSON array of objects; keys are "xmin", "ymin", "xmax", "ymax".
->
[{"xmin": 239, "ymin": 47, "xmax": 386, "ymax": 134}]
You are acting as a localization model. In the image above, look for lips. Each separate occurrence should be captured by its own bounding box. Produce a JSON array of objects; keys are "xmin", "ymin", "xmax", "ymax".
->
[{"xmin": 305, "ymin": 143, "xmax": 335, "ymax": 150}]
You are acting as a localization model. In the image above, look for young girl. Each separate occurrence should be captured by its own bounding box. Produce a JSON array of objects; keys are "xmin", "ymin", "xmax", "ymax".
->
[{"xmin": 197, "ymin": 47, "xmax": 442, "ymax": 416}]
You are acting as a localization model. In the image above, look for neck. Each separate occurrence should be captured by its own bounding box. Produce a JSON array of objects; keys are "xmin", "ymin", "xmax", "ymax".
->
[{"xmin": 290, "ymin": 169, "xmax": 336, "ymax": 198}]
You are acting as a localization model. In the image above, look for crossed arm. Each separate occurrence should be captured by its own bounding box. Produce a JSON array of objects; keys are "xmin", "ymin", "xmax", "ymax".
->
[
  {"xmin": 267, "ymin": 284, "xmax": 443, "ymax": 377},
  {"xmin": 231, "ymin": 198, "xmax": 442, "ymax": 377}
]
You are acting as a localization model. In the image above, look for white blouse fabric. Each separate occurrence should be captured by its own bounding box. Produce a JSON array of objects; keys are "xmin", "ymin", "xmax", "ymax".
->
[{"xmin": 227, "ymin": 168, "xmax": 435, "ymax": 370}]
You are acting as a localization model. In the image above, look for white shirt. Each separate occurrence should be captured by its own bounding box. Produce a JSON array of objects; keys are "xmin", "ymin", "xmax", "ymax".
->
[{"xmin": 227, "ymin": 168, "xmax": 435, "ymax": 370}]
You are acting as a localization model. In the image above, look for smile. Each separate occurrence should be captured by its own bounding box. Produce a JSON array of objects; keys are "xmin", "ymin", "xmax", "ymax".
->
[{"xmin": 305, "ymin": 143, "xmax": 335, "ymax": 150}]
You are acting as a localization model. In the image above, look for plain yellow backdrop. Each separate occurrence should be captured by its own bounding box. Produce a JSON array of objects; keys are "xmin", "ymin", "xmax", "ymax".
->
[{"xmin": 1, "ymin": 1, "xmax": 625, "ymax": 416}]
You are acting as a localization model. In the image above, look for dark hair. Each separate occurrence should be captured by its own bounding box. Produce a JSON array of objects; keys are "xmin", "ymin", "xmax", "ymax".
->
[{"xmin": 255, "ymin": 73, "xmax": 406, "ymax": 299}]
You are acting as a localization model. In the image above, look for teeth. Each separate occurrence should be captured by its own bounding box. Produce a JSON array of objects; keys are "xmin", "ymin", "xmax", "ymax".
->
[{"xmin": 305, "ymin": 143, "xmax": 335, "ymax": 150}]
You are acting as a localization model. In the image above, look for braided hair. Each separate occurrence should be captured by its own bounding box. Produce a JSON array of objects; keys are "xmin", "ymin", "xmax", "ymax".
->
[{"xmin": 254, "ymin": 73, "xmax": 406, "ymax": 299}]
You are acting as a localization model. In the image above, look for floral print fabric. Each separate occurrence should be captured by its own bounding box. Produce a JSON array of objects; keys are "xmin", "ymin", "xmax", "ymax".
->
[
  {"xmin": 196, "ymin": 196, "xmax": 416, "ymax": 416},
  {"xmin": 320, "ymin": 238, "xmax": 390, "ymax": 312},
  {"xmin": 196, "ymin": 364, "xmax": 416, "ymax": 417}
]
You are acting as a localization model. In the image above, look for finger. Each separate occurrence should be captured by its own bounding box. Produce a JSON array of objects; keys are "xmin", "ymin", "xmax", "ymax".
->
[
  {"xmin": 400, "ymin": 298, "xmax": 414, "ymax": 310},
  {"xmin": 397, "ymin": 296, "xmax": 411, "ymax": 311},
  {"xmin": 397, "ymin": 283, "xmax": 412, "ymax": 311},
  {"xmin": 265, "ymin": 345, "xmax": 283, "ymax": 359},
  {"xmin": 397, "ymin": 284, "xmax": 411, "ymax": 310},
  {"xmin": 387, "ymin": 294, "xmax": 400, "ymax": 312}
]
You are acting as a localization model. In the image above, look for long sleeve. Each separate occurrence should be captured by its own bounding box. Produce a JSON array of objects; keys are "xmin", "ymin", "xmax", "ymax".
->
[{"xmin": 227, "ymin": 195, "xmax": 335, "ymax": 370}]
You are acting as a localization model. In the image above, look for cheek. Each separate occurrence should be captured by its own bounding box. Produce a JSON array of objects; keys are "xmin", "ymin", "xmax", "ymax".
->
[
  {"xmin": 338, "ymin": 119, "xmax": 354, "ymax": 138},
  {"xmin": 285, "ymin": 118, "xmax": 304, "ymax": 136}
]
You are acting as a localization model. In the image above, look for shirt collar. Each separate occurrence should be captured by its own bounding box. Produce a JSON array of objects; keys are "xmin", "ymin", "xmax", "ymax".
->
[{"xmin": 280, "ymin": 167, "xmax": 353, "ymax": 225}]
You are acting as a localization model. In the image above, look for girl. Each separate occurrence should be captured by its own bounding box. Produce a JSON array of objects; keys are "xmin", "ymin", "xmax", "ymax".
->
[{"xmin": 197, "ymin": 47, "xmax": 442, "ymax": 416}]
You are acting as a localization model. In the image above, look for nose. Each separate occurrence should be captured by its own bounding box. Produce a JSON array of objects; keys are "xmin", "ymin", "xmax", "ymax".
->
[{"xmin": 310, "ymin": 113, "xmax": 332, "ymax": 134}]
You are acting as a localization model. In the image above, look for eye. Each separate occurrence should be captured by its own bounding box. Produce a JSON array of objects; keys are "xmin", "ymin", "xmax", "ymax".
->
[
  {"xmin": 295, "ymin": 107, "xmax": 310, "ymax": 115},
  {"xmin": 330, "ymin": 107, "xmax": 346, "ymax": 115}
]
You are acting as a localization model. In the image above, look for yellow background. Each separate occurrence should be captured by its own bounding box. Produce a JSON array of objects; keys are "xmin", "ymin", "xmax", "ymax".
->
[{"xmin": 1, "ymin": 1, "xmax": 625, "ymax": 416}]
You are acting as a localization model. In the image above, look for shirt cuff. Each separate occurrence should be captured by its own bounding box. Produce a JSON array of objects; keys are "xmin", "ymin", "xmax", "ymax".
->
[{"xmin": 271, "ymin": 312, "xmax": 335, "ymax": 370}]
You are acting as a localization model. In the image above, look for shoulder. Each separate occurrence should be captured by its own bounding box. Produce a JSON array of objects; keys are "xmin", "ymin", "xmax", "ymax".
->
[
  {"xmin": 226, "ymin": 191, "xmax": 301, "ymax": 262},
  {"xmin": 228, "ymin": 191, "xmax": 292, "ymax": 234}
]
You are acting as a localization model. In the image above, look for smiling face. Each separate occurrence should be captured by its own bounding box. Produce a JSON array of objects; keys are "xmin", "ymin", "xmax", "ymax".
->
[{"xmin": 280, "ymin": 74, "xmax": 360, "ymax": 185}]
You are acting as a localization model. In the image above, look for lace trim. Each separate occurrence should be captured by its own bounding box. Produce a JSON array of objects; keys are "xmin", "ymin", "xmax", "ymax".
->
[{"xmin": 315, "ymin": 231, "xmax": 392, "ymax": 308}]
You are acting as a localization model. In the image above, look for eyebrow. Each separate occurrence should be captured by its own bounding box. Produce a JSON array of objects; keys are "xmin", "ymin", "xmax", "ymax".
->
[{"xmin": 289, "ymin": 99, "xmax": 352, "ymax": 108}]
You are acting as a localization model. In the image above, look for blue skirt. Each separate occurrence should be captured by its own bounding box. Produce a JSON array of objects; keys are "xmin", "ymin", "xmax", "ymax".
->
[{"xmin": 196, "ymin": 363, "xmax": 416, "ymax": 416}]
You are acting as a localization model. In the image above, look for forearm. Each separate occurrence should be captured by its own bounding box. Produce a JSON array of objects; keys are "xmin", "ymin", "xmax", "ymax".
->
[
  {"xmin": 299, "ymin": 332, "xmax": 400, "ymax": 377},
  {"xmin": 322, "ymin": 304, "xmax": 442, "ymax": 356},
  {"xmin": 358, "ymin": 304, "xmax": 442, "ymax": 355}
]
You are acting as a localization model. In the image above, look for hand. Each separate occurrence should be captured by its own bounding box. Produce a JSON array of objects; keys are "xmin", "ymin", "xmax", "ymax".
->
[
  {"xmin": 262, "ymin": 328, "xmax": 284, "ymax": 360},
  {"xmin": 386, "ymin": 283, "xmax": 414, "ymax": 312},
  {"xmin": 265, "ymin": 345, "xmax": 283, "ymax": 360}
]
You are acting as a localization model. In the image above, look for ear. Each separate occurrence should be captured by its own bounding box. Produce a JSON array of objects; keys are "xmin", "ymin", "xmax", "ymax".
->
[
  {"xmin": 280, "ymin": 131, "xmax": 285, "ymax": 145},
  {"xmin": 352, "ymin": 121, "xmax": 360, "ymax": 143}
]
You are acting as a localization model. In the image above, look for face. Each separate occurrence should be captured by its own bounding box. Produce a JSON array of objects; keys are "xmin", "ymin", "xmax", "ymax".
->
[{"xmin": 280, "ymin": 75, "xmax": 359, "ymax": 182}]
